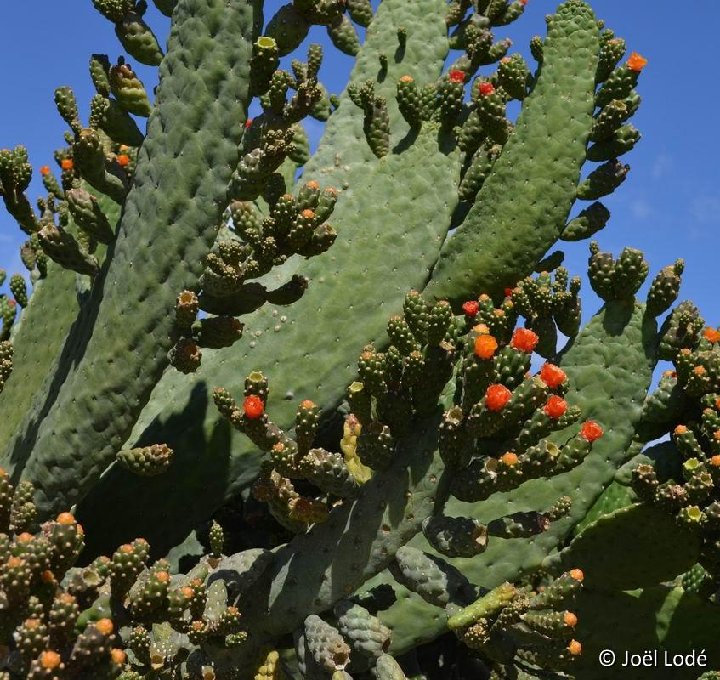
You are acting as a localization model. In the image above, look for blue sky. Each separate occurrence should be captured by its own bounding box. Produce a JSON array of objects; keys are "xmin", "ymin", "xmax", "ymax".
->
[{"xmin": 1, "ymin": 0, "xmax": 718, "ymax": 334}]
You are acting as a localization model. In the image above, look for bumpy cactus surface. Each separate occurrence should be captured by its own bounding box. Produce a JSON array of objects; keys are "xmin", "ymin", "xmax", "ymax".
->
[{"xmin": 0, "ymin": 0, "xmax": 718, "ymax": 678}]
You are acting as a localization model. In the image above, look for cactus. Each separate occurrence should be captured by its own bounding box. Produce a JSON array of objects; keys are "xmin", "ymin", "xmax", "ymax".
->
[{"xmin": 0, "ymin": 0, "xmax": 715, "ymax": 678}]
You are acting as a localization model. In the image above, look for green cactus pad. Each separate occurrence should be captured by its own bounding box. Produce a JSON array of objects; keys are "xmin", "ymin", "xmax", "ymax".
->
[
  {"xmin": 10, "ymin": 0, "xmax": 262, "ymax": 518},
  {"xmin": 545, "ymin": 503, "xmax": 701, "ymax": 591},
  {"xmin": 426, "ymin": 0, "xmax": 600, "ymax": 303}
]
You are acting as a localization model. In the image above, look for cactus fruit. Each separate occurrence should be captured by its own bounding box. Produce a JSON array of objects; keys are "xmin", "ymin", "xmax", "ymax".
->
[{"xmin": 0, "ymin": 0, "xmax": 714, "ymax": 678}]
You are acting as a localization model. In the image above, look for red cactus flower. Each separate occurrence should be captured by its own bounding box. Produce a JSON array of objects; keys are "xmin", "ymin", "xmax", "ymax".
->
[
  {"xmin": 485, "ymin": 384, "xmax": 512, "ymax": 412},
  {"xmin": 245, "ymin": 118, "xmax": 253, "ymax": 129},
  {"xmin": 626, "ymin": 52, "xmax": 648, "ymax": 72},
  {"xmin": 544, "ymin": 395, "xmax": 567, "ymax": 419},
  {"xmin": 504, "ymin": 287, "xmax": 515, "ymax": 298},
  {"xmin": 449, "ymin": 69, "xmax": 466, "ymax": 83},
  {"xmin": 243, "ymin": 395, "xmax": 265, "ymax": 419},
  {"xmin": 474, "ymin": 334, "xmax": 498, "ymax": 359},
  {"xmin": 462, "ymin": 300, "xmax": 479, "ymax": 317},
  {"xmin": 540, "ymin": 363, "xmax": 567, "ymax": 389},
  {"xmin": 116, "ymin": 154, "xmax": 130, "ymax": 167},
  {"xmin": 580, "ymin": 420, "xmax": 603, "ymax": 442},
  {"xmin": 478, "ymin": 81, "xmax": 495, "ymax": 96},
  {"xmin": 511, "ymin": 327, "xmax": 539, "ymax": 353},
  {"xmin": 60, "ymin": 158, "xmax": 74, "ymax": 170},
  {"xmin": 39, "ymin": 165, "xmax": 50, "ymax": 176},
  {"xmin": 704, "ymin": 327, "xmax": 720, "ymax": 343}
]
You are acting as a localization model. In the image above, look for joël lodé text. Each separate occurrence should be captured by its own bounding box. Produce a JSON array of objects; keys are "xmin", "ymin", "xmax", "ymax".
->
[{"xmin": 620, "ymin": 649, "xmax": 708, "ymax": 668}]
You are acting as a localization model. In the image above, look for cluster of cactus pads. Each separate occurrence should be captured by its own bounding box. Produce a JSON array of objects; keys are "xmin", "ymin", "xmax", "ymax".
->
[{"xmin": 1, "ymin": 0, "xmax": 720, "ymax": 677}]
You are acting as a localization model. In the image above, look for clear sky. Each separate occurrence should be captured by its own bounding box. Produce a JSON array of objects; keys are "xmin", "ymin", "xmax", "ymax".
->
[{"xmin": 1, "ymin": 0, "xmax": 718, "ymax": 336}]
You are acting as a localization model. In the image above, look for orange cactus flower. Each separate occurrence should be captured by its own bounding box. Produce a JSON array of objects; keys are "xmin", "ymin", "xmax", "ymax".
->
[
  {"xmin": 674, "ymin": 424, "xmax": 688, "ymax": 435},
  {"xmin": 116, "ymin": 154, "xmax": 130, "ymax": 167},
  {"xmin": 110, "ymin": 648, "xmax": 126, "ymax": 665},
  {"xmin": 511, "ymin": 327, "xmax": 539, "ymax": 353},
  {"xmin": 39, "ymin": 165, "xmax": 50, "ymax": 176},
  {"xmin": 580, "ymin": 420, "xmax": 603, "ymax": 442},
  {"xmin": 300, "ymin": 399, "xmax": 316, "ymax": 409},
  {"xmin": 478, "ymin": 81, "xmax": 495, "ymax": 96},
  {"xmin": 544, "ymin": 395, "xmax": 567, "ymax": 419},
  {"xmin": 626, "ymin": 52, "xmax": 648, "ymax": 72},
  {"xmin": 41, "ymin": 570, "xmax": 56, "ymax": 584},
  {"xmin": 710, "ymin": 455, "xmax": 720, "ymax": 467},
  {"xmin": 693, "ymin": 365, "xmax": 707, "ymax": 376},
  {"xmin": 56, "ymin": 512, "xmax": 75, "ymax": 525},
  {"xmin": 60, "ymin": 158, "xmax": 74, "ymax": 170},
  {"xmin": 474, "ymin": 334, "xmax": 498, "ymax": 359},
  {"xmin": 448, "ymin": 69, "xmax": 465, "ymax": 83},
  {"xmin": 155, "ymin": 570, "xmax": 170, "ymax": 583},
  {"xmin": 540, "ymin": 363, "xmax": 567, "ymax": 389},
  {"xmin": 704, "ymin": 327, "xmax": 720, "ymax": 343},
  {"xmin": 95, "ymin": 619, "xmax": 114, "ymax": 635},
  {"xmin": 399, "ymin": 75, "xmax": 414, "ymax": 83},
  {"xmin": 462, "ymin": 300, "xmax": 479, "ymax": 317},
  {"xmin": 485, "ymin": 384, "xmax": 512, "ymax": 412},
  {"xmin": 567, "ymin": 639, "xmax": 582, "ymax": 656},
  {"xmin": 301, "ymin": 208, "xmax": 315, "ymax": 219},
  {"xmin": 500, "ymin": 451, "xmax": 519, "ymax": 466},
  {"xmin": 563, "ymin": 611, "xmax": 578, "ymax": 628},
  {"xmin": 569, "ymin": 568, "xmax": 584, "ymax": 582},
  {"xmin": 306, "ymin": 180, "xmax": 320, "ymax": 190},
  {"xmin": 40, "ymin": 650, "xmax": 62, "ymax": 669},
  {"xmin": 243, "ymin": 395, "xmax": 265, "ymax": 419}
]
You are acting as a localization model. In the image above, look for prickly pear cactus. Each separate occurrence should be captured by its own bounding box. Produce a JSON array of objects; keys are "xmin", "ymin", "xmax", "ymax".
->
[{"xmin": 0, "ymin": 0, "xmax": 714, "ymax": 678}]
